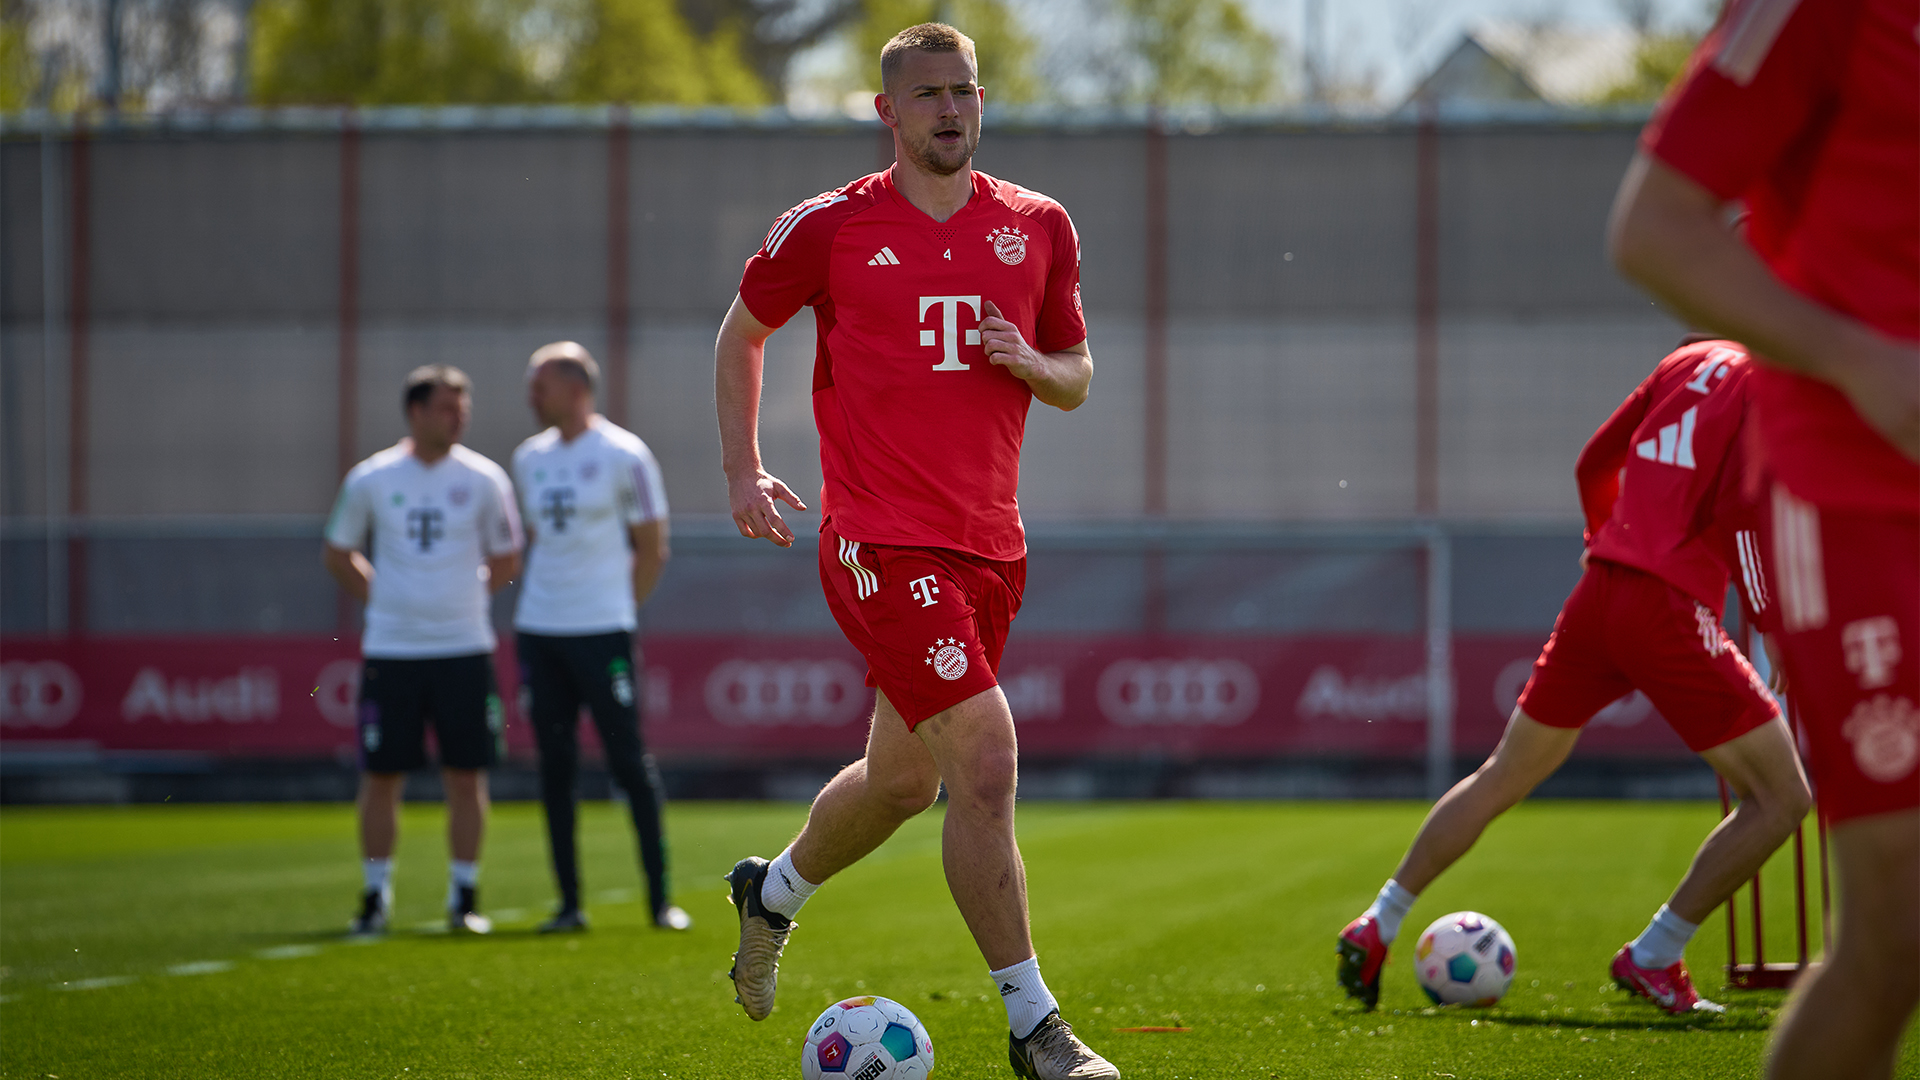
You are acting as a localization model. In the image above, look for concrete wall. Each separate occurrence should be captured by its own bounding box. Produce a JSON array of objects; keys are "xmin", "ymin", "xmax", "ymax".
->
[{"xmin": 0, "ymin": 111, "xmax": 1679, "ymax": 531}]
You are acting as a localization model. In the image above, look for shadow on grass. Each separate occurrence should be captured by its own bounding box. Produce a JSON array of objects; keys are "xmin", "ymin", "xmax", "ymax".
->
[{"xmin": 1389, "ymin": 1007, "xmax": 1774, "ymax": 1034}]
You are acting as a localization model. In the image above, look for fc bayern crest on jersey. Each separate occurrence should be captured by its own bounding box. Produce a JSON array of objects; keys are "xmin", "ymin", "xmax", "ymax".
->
[
  {"xmin": 447, "ymin": 484, "xmax": 472, "ymax": 507},
  {"xmin": 987, "ymin": 225, "xmax": 1029, "ymax": 266},
  {"xmin": 925, "ymin": 638, "xmax": 969, "ymax": 681}
]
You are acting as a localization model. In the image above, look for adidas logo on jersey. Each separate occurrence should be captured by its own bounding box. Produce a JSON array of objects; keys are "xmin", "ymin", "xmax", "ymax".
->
[
  {"xmin": 1635, "ymin": 406, "xmax": 1698, "ymax": 469},
  {"xmin": 867, "ymin": 247, "xmax": 901, "ymax": 266}
]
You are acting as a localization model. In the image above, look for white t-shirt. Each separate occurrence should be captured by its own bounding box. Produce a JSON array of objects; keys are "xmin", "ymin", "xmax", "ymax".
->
[
  {"xmin": 325, "ymin": 443, "xmax": 523, "ymax": 659},
  {"xmin": 512, "ymin": 417, "xmax": 670, "ymax": 635}
]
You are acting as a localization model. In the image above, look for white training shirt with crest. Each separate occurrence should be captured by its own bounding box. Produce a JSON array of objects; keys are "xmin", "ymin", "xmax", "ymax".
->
[
  {"xmin": 325, "ymin": 442, "xmax": 523, "ymax": 659},
  {"xmin": 511, "ymin": 417, "xmax": 670, "ymax": 635}
]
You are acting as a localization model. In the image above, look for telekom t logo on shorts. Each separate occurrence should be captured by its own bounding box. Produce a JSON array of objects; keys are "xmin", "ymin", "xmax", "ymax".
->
[
  {"xmin": 918, "ymin": 295, "xmax": 982, "ymax": 371},
  {"xmin": 1843, "ymin": 617, "xmax": 1901, "ymax": 689},
  {"xmin": 908, "ymin": 575, "xmax": 941, "ymax": 608}
]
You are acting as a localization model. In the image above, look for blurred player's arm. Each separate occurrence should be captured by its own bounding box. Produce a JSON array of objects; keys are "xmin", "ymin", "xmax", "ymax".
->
[
  {"xmin": 716, "ymin": 294, "xmax": 809, "ymax": 548},
  {"xmin": 485, "ymin": 552, "xmax": 520, "ymax": 595},
  {"xmin": 1608, "ymin": 155, "xmax": 1919, "ymax": 458},
  {"xmin": 629, "ymin": 519, "xmax": 670, "ymax": 605},
  {"xmin": 979, "ymin": 300, "xmax": 1091, "ymax": 411},
  {"xmin": 323, "ymin": 544, "xmax": 372, "ymax": 603},
  {"xmin": 1575, "ymin": 383, "xmax": 1649, "ymax": 540}
]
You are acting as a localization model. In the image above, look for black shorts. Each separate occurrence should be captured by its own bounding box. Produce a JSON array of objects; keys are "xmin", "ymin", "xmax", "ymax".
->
[
  {"xmin": 357, "ymin": 653, "xmax": 504, "ymax": 772},
  {"xmin": 516, "ymin": 630, "xmax": 642, "ymax": 731}
]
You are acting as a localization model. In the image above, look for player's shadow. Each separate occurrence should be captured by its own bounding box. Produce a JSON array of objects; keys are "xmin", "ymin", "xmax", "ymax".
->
[{"xmin": 1423, "ymin": 1010, "xmax": 1774, "ymax": 1033}]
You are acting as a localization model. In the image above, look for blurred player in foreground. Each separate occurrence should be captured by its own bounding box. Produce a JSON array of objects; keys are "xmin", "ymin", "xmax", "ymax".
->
[
  {"xmin": 1608, "ymin": 0, "xmax": 1918, "ymax": 1075},
  {"xmin": 713, "ymin": 23, "xmax": 1115, "ymax": 1080},
  {"xmin": 512, "ymin": 342, "xmax": 688, "ymax": 933},
  {"xmin": 324, "ymin": 365, "xmax": 523, "ymax": 935},
  {"xmin": 1337, "ymin": 338, "xmax": 1808, "ymax": 1014}
]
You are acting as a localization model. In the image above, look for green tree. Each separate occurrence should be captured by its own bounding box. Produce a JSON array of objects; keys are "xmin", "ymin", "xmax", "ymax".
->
[
  {"xmin": 1114, "ymin": 0, "xmax": 1280, "ymax": 107},
  {"xmin": 1593, "ymin": 32, "xmax": 1697, "ymax": 104},
  {"xmin": 564, "ymin": 0, "xmax": 767, "ymax": 105},
  {"xmin": 850, "ymin": 0, "xmax": 1038, "ymax": 104},
  {"xmin": 251, "ymin": 0, "xmax": 539, "ymax": 105},
  {"xmin": 0, "ymin": 2, "xmax": 35, "ymax": 113}
]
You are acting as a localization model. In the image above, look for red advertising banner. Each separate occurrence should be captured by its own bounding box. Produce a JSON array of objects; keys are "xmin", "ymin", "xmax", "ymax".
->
[{"xmin": 0, "ymin": 633, "xmax": 1693, "ymax": 762}]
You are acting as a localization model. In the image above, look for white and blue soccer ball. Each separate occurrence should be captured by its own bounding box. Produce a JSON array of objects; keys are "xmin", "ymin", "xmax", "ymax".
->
[
  {"xmin": 800, "ymin": 995, "xmax": 935, "ymax": 1080},
  {"xmin": 1413, "ymin": 911, "xmax": 1518, "ymax": 1007}
]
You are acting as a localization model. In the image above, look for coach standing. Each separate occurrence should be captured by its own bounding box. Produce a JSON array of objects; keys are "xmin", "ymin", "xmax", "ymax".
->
[
  {"xmin": 325, "ymin": 365, "xmax": 523, "ymax": 936},
  {"xmin": 513, "ymin": 342, "xmax": 688, "ymax": 933}
]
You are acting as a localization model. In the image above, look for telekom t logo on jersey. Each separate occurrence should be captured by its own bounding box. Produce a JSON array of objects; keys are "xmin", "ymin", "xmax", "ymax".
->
[
  {"xmin": 908, "ymin": 575, "xmax": 941, "ymax": 607},
  {"xmin": 919, "ymin": 295, "xmax": 983, "ymax": 371}
]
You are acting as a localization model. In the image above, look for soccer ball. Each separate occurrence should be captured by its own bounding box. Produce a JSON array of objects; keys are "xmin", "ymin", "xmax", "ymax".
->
[
  {"xmin": 1412, "ymin": 911, "xmax": 1517, "ymax": 1007},
  {"xmin": 800, "ymin": 995, "xmax": 936, "ymax": 1080}
]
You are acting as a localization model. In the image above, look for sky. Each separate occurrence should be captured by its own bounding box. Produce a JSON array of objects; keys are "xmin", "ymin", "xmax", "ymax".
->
[{"xmin": 1238, "ymin": 0, "xmax": 1714, "ymax": 103}]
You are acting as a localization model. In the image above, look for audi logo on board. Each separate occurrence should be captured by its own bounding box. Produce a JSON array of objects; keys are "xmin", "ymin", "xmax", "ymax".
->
[
  {"xmin": 704, "ymin": 659, "xmax": 868, "ymax": 727},
  {"xmin": 1096, "ymin": 658, "xmax": 1260, "ymax": 727},
  {"xmin": 0, "ymin": 660, "xmax": 83, "ymax": 729}
]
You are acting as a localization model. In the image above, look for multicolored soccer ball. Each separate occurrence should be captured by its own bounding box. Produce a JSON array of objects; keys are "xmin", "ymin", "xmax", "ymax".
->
[
  {"xmin": 1413, "ymin": 911, "xmax": 1517, "ymax": 1006},
  {"xmin": 800, "ymin": 995, "xmax": 935, "ymax": 1080}
]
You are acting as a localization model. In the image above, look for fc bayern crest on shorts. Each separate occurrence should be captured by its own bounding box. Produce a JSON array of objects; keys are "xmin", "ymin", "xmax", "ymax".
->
[
  {"xmin": 926, "ymin": 638, "xmax": 969, "ymax": 681},
  {"xmin": 988, "ymin": 225, "xmax": 1028, "ymax": 266}
]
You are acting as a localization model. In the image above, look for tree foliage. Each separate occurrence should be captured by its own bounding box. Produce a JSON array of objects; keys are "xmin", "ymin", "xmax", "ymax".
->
[
  {"xmin": 1110, "ymin": 0, "xmax": 1279, "ymax": 107},
  {"xmin": 564, "ymin": 0, "xmax": 766, "ymax": 105},
  {"xmin": 250, "ymin": 0, "xmax": 766, "ymax": 106},
  {"xmin": 1593, "ymin": 32, "xmax": 1697, "ymax": 104}
]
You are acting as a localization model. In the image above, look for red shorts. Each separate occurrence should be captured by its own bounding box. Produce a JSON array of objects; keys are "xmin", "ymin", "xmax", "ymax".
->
[
  {"xmin": 818, "ymin": 521, "xmax": 1025, "ymax": 730},
  {"xmin": 1518, "ymin": 559, "xmax": 1779, "ymax": 752},
  {"xmin": 1765, "ymin": 486, "xmax": 1920, "ymax": 823}
]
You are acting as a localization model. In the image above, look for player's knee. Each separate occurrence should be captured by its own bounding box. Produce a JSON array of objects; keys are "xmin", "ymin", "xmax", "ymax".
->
[
  {"xmin": 950, "ymin": 743, "xmax": 1018, "ymax": 808},
  {"xmin": 877, "ymin": 768, "xmax": 941, "ymax": 819}
]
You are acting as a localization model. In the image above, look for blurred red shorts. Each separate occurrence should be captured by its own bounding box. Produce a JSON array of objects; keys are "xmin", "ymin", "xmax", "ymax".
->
[{"xmin": 1764, "ymin": 487, "xmax": 1920, "ymax": 823}]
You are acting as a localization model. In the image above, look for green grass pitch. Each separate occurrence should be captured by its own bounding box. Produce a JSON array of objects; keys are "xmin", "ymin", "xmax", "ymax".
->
[{"xmin": 2, "ymin": 799, "xmax": 1911, "ymax": 1078}]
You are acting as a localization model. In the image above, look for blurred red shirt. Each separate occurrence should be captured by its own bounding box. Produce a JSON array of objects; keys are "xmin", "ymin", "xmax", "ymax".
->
[{"xmin": 1641, "ymin": 0, "xmax": 1920, "ymax": 514}]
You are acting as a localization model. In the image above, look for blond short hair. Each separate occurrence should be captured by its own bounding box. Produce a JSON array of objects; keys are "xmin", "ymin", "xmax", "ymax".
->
[
  {"xmin": 528, "ymin": 341, "xmax": 600, "ymax": 392},
  {"xmin": 880, "ymin": 23, "xmax": 978, "ymax": 94}
]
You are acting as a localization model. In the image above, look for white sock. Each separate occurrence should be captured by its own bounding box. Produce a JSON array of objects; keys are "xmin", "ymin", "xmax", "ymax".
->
[
  {"xmin": 1629, "ymin": 904, "xmax": 1698, "ymax": 970},
  {"xmin": 758, "ymin": 848, "xmax": 818, "ymax": 921},
  {"xmin": 991, "ymin": 956, "xmax": 1059, "ymax": 1039},
  {"xmin": 363, "ymin": 858, "xmax": 393, "ymax": 897},
  {"xmin": 1364, "ymin": 879, "xmax": 1419, "ymax": 945},
  {"xmin": 447, "ymin": 860, "xmax": 480, "ymax": 908}
]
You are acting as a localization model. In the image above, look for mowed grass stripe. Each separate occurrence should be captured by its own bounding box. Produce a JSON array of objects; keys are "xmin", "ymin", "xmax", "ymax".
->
[{"xmin": 2, "ymin": 801, "xmax": 1911, "ymax": 1078}]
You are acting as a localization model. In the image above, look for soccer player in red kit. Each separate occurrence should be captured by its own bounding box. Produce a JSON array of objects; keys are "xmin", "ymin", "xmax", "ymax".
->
[
  {"xmin": 712, "ymin": 23, "xmax": 1116, "ymax": 1080},
  {"xmin": 1609, "ymin": 0, "xmax": 1918, "ymax": 1074},
  {"xmin": 1336, "ymin": 338, "xmax": 1811, "ymax": 1015}
]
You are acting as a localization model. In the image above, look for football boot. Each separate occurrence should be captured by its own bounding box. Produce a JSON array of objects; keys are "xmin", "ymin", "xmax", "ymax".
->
[
  {"xmin": 653, "ymin": 904, "xmax": 692, "ymax": 931},
  {"xmin": 725, "ymin": 856, "xmax": 794, "ymax": 1021},
  {"xmin": 349, "ymin": 888, "xmax": 389, "ymax": 936},
  {"xmin": 448, "ymin": 884, "xmax": 493, "ymax": 935},
  {"xmin": 1336, "ymin": 915, "xmax": 1389, "ymax": 1009},
  {"xmin": 1009, "ymin": 1011, "xmax": 1120, "ymax": 1080},
  {"xmin": 538, "ymin": 907, "xmax": 589, "ymax": 934},
  {"xmin": 1610, "ymin": 945, "xmax": 1725, "ymax": 1015}
]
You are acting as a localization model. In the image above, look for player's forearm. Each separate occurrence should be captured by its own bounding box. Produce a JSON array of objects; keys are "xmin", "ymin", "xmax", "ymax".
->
[
  {"xmin": 322, "ymin": 547, "xmax": 372, "ymax": 602},
  {"xmin": 632, "ymin": 555, "xmax": 666, "ymax": 606},
  {"xmin": 1610, "ymin": 154, "xmax": 1880, "ymax": 383},
  {"xmin": 1026, "ymin": 349, "xmax": 1093, "ymax": 411},
  {"xmin": 716, "ymin": 332, "xmax": 769, "ymax": 479},
  {"xmin": 485, "ymin": 553, "xmax": 521, "ymax": 595}
]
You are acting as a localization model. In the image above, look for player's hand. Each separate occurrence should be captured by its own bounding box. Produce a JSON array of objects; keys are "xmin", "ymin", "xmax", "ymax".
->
[
  {"xmin": 728, "ymin": 468, "xmax": 807, "ymax": 548},
  {"xmin": 980, "ymin": 300, "xmax": 1044, "ymax": 381},
  {"xmin": 1836, "ymin": 336, "xmax": 1920, "ymax": 461}
]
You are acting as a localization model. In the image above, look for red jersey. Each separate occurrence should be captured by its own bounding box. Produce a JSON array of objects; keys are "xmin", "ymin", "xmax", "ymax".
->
[
  {"xmin": 1642, "ymin": 0, "xmax": 1920, "ymax": 514},
  {"xmin": 1580, "ymin": 340, "xmax": 1770, "ymax": 621},
  {"xmin": 738, "ymin": 167, "xmax": 1085, "ymax": 561}
]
